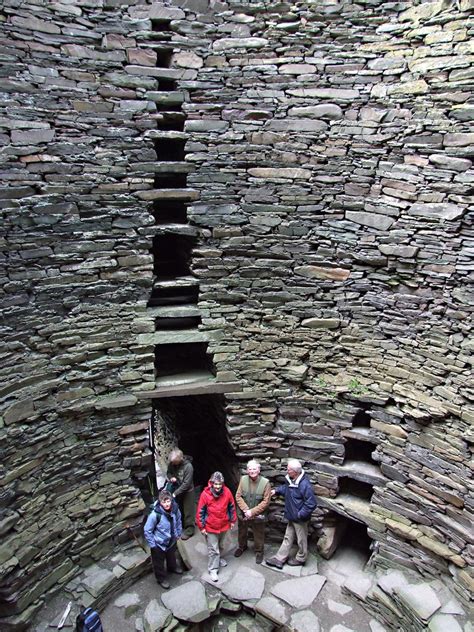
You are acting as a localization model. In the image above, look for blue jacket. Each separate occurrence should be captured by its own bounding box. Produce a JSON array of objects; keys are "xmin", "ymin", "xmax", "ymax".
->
[
  {"xmin": 144, "ymin": 500, "xmax": 182, "ymax": 551},
  {"xmin": 276, "ymin": 471, "xmax": 317, "ymax": 522}
]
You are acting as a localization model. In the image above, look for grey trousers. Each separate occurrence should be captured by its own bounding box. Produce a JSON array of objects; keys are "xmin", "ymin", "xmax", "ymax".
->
[
  {"xmin": 206, "ymin": 532, "xmax": 226, "ymax": 571},
  {"xmin": 275, "ymin": 521, "xmax": 309, "ymax": 563}
]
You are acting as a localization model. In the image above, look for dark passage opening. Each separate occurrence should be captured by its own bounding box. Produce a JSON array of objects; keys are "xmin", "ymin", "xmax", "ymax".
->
[
  {"xmin": 153, "ymin": 395, "xmax": 238, "ymax": 491},
  {"xmin": 154, "ymin": 138, "xmax": 186, "ymax": 161},
  {"xmin": 155, "ymin": 315, "xmax": 201, "ymax": 330},
  {"xmin": 154, "ymin": 173, "xmax": 187, "ymax": 188},
  {"xmin": 151, "ymin": 20, "xmax": 172, "ymax": 32},
  {"xmin": 337, "ymin": 477, "xmax": 374, "ymax": 501},
  {"xmin": 155, "ymin": 48, "xmax": 173, "ymax": 67},
  {"xmin": 343, "ymin": 438, "xmax": 377, "ymax": 463},
  {"xmin": 320, "ymin": 510, "xmax": 372, "ymax": 563},
  {"xmin": 152, "ymin": 201, "xmax": 188, "ymax": 224},
  {"xmin": 154, "ymin": 342, "xmax": 214, "ymax": 378},
  {"xmin": 148, "ymin": 284, "xmax": 199, "ymax": 307},
  {"xmin": 151, "ymin": 234, "xmax": 196, "ymax": 277},
  {"xmin": 158, "ymin": 78, "xmax": 177, "ymax": 92},
  {"xmin": 156, "ymin": 115, "xmax": 185, "ymax": 131},
  {"xmin": 352, "ymin": 408, "xmax": 371, "ymax": 427}
]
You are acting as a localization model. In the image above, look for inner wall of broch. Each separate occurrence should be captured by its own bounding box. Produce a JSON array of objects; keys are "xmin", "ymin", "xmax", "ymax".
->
[{"xmin": 0, "ymin": 0, "xmax": 473, "ymax": 627}]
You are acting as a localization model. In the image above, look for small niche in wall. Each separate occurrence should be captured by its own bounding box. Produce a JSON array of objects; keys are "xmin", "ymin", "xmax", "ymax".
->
[
  {"xmin": 152, "ymin": 201, "xmax": 188, "ymax": 224},
  {"xmin": 352, "ymin": 408, "xmax": 371, "ymax": 427},
  {"xmin": 154, "ymin": 315, "xmax": 201, "ymax": 330},
  {"xmin": 338, "ymin": 477, "xmax": 374, "ymax": 501},
  {"xmin": 154, "ymin": 173, "xmax": 188, "ymax": 189},
  {"xmin": 154, "ymin": 138, "xmax": 186, "ymax": 161},
  {"xmin": 148, "ymin": 284, "xmax": 199, "ymax": 307},
  {"xmin": 154, "ymin": 342, "xmax": 214, "ymax": 378},
  {"xmin": 151, "ymin": 234, "xmax": 196, "ymax": 277},
  {"xmin": 343, "ymin": 437, "xmax": 377, "ymax": 464},
  {"xmin": 155, "ymin": 47, "xmax": 173, "ymax": 67},
  {"xmin": 319, "ymin": 510, "xmax": 373, "ymax": 564}
]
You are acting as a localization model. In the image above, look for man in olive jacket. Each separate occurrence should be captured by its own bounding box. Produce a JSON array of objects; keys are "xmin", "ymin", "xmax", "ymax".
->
[
  {"xmin": 234, "ymin": 459, "xmax": 271, "ymax": 564},
  {"xmin": 166, "ymin": 448, "xmax": 195, "ymax": 539}
]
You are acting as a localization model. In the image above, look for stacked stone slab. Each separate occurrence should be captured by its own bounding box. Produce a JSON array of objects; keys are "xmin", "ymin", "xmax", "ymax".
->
[{"xmin": 0, "ymin": 0, "xmax": 473, "ymax": 629}]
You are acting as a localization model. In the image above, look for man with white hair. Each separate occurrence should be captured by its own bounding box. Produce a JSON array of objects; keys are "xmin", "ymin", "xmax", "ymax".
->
[
  {"xmin": 266, "ymin": 459, "xmax": 317, "ymax": 569},
  {"xmin": 234, "ymin": 459, "xmax": 272, "ymax": 564}
]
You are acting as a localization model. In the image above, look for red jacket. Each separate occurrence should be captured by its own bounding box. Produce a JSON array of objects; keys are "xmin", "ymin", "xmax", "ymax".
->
[{"xmin": 196, "ymin": 482, "xmax": 237, "ymax": 533}]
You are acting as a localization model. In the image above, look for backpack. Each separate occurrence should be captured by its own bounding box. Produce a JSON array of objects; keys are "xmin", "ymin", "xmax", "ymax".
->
[{"xmin": 75, "ymin": 608, "xmax": 103, "ymax": 632}]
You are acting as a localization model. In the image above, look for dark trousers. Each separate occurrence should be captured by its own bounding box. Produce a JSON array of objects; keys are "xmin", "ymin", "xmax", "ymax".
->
[
  {"xmin": 150, "ymin": 544, "xmax": 177, "ymax": 581},
  {"xmin": 238, "ymin": 519, "xmax": 266, "ymax": 554},
  {"xmin": 177, "ymin": 489, "xmax": 195, "ymax": 536}
]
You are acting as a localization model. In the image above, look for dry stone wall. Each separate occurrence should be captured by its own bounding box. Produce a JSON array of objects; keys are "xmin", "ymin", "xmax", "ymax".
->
[
  {"xmin": 0, "ymin": 2, "xmax": 158, "ymax": 628},
  {"xmin": 171, "ymin": 0, "xmax": 474, "ymax": 608},
  {"xmin": 0, "ymin": 0, "xmax": 473, "ymax": 629}
]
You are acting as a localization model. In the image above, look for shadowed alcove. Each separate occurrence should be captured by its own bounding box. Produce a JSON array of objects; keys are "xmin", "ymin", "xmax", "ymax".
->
[{"xmin": 152, "ymin": 394, "xmax": 239, "ymax": 492}]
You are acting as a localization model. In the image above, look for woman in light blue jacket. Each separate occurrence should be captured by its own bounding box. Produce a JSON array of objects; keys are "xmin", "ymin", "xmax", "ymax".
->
[{"xmin": 144, "ymin": 490, "xmax": 183, "ymax": 589}]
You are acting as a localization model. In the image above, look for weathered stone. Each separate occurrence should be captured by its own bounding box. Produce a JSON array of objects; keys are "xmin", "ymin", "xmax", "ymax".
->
[
  {"xmin": 395, "ymin": 583, "xmax": 441, "ymax": 621},
  {"xmin": 295, "ymin": 266, "xmax": 350, "ymax": 281},
  {"xmin": 161, "ymin": 581, "xmax": 209, "ymax": 623},
  {"xmin": 143, "ymin": 599, "xmax": 172, "ymax": 632},
  {"xmin": 345, "ymin": 211, "xmax": 395, "ymax": 230},
  {"xmin": 271, "ymin": 575, "xmax": 327, "ymax": 608},
  {"xmin": 408, "ymin": 203, "xmax": 466, "ymax": 221}
]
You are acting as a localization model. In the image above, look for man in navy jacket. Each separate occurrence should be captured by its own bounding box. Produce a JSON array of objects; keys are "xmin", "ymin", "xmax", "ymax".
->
[{"xmin": 266, "ymin": 459, "xmax": 317, "ymax": 569}]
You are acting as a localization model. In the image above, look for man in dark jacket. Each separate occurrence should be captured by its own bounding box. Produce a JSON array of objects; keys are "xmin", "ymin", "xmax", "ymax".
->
[
  {"xmin": 266, "ymin": 459, "xmax": 317, "ymax": 569},
  {"xmin": 144, "ymin": 490, "xmax": 183, "ymax": 589},
  {"xmin": 167, "ymin": 448, "xmax": 195, "ymax": 540}
]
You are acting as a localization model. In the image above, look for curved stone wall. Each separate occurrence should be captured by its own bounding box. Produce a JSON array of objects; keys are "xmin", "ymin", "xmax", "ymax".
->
[{"xmin": 0, "ymin": 0, "xmax": 472, "ymax": 628}]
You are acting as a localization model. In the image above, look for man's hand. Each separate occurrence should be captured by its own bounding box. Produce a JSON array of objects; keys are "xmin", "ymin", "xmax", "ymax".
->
[
  {"xmin": 271, "ymin": 489, "xmax": 276, "ymax": 497},
  {"xmin": 244, "ymin": 509, "xmax": 252, "ymax": 519},
  {"xmin": 201, "ymin": 529, "xmax": 207, "ymax": 536},
  {"xmin": 230, "ymin": 523, "xmax": 236, "ymax": 530},
  {"xmin": 170, "ymin": 477, "xmax": 177, "ymax": 484}
]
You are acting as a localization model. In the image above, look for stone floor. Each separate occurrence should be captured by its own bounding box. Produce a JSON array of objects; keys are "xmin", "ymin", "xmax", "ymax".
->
[
  {"xmin": 31, "ymin": 532, "xmax": 471, "ymax": 631},
  {"xmin": 99, "ymin": 533, "xmax": 384, "ymax": 631}
]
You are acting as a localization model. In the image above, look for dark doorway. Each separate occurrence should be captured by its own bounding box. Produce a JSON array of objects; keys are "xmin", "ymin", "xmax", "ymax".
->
[
  {"xmin": 319, "ymin": 510, "xmax": 372, "ymax": 563},
  {"xmin": 153, "ymin": 395, "xmax": 238, "ymax": 492}
]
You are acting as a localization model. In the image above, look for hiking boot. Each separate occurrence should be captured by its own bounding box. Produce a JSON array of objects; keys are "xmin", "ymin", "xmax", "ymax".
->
[
  {"xmin": 159, "ymin": 580, "xmax": 170, "ymax": 589},
  {"xmin": 219, "ymin": 558, "xmax": 227, "ymax": 567},
  {"xmin": 287, "ymin": 558, "xmax": 305, "ymax": 566},
  {"xmin": 234, "ymin": 547, "xmax": 247, "ymax": 558},
  {"xmin": 255, "ymin": 552, "xmax": 263, "ymax": 565},
  {"xmin": 209, "ymin": 569, "xmax": 219, "ymax": 582},
  {"xmin": 265, "ymin": 557, "xmax": 284, "ymax": 569}
]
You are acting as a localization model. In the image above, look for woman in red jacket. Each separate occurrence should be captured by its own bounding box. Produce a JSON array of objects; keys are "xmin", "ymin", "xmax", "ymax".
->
[{"xmin": 196, "ymin": 471, "xmax": 237, "ymax": 582}]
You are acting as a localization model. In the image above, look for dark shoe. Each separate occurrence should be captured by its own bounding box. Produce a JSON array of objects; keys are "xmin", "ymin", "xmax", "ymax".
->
[
  {"xmin": 287, "ymin": 558, "xmax": 305, "ymax": 566},
  {"xmin": 170, "ymin": 567, "xmax": 183, "ymax": 575},
  {"xmin": 255, "ymin": 553, "xmax": 263, "ymax": 565},
  {"xmin": 159, "ymin": 580, "xmax": 170, "ymax": 589},
  {"xmin": 265, "ymin": 557, "xmax": 284, "ymax": 569},
  {"xmin": 234, "ymin": 547, "xmax": 247, "ymax": 558}
]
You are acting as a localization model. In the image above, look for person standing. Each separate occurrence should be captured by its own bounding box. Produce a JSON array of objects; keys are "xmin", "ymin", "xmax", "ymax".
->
[
  {"xmin": 234, "ymin": 459, "xmax": 271, "ymax": 564},
  {"xmin": 166, "ymin": 448, "xmax": 195, "ymax": 540},
  {"xmin": 144, "ymin": 490, "xmax": 183, "ymax": 589},
  {"xmin": 266, "ymin": 459, "xmax": 317, "ymax": 569},
  {"xmin": 196, "ymin": 471, "xmax": 237, "ymax": 582}
]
